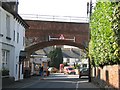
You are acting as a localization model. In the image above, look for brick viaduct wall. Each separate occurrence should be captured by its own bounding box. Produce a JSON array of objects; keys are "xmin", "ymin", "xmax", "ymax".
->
[{"xmin": 25, "ymin": 20, "xmax": 89, "ymax": 47}]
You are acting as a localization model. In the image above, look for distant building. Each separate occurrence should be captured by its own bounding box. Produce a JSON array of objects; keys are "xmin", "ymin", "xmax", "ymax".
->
[
  {"xmin": 62, "ymin": 47, "xmax": 81, "ymax": 66},
  {"xmin": 78, "ymin": 58, "xmax": 89, "ymax": 68},
  {"xmin": 30, "ymin": 50, "xmax": 50, "ymax": 75},
  {"xmin": 0, "ymin": 1, "xmax": 28, "ymax": 81},
  {"xmin": 43, "ymin": 45, "xmax": 87, "ymax": 66}
]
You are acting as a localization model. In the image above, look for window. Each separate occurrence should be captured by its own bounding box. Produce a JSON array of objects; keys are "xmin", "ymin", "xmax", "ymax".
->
[
  {"xmin": 0, "ymin": 10, "xmax": 1, "ymax": 32},
  {"xmin": 6, "ymin": 14, "xmax": 10, "ymax": 38},
  {"xmin": 13, "ymin": 30, "xmax": 15, "ymax": 41},
  {"xmin": 67, "ymin": 58, "xmax": 69, "ymax": 63},
  {"xmin": 0, "ymin": 1, "xmax": 2, "ymax": 6},
  {"xmin": 2, "ymin": 50, "xmax": 9, "ymax": 68},
  {"xmin": 23, "ymin": 37, "xmax": 25, "ymax": 46},
  {"xmin": 17, "ymin": 32, "xmax": 19, "ymax": 43},
  {"xmin": 83, "ymin": 64, "xmax": 87, "ymax": 68},
  {"xmin": 16, "ymin": 64, "xmax": 17, "ymax": 74}
]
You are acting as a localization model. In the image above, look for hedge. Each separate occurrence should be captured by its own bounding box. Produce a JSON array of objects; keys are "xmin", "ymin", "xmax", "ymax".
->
[{"xmin": 89, "ymin": 1, "xmax": 120, "ymax": 67}]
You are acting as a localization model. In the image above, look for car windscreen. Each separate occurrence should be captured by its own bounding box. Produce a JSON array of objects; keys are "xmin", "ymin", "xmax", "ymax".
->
[
  {"xmin": 68, "ymin": 68, "xmax": 73, "ymax": 70},
  {"xmin": 82, "ymin": 68, "xmax": 88, "ymax": 71}
]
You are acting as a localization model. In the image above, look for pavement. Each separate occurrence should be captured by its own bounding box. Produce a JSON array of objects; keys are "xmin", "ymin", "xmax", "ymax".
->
[
  {"xmin": 2, "ymin": 73, "xmax": 100, "ymax": 89},
  {"xmin": 2, "ymin": 76, "xmax": 40, "ymax": 88}
]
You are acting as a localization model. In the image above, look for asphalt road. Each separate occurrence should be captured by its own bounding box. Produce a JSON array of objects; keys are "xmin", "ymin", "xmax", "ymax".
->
[
  {"xmin": 20, "ymin": 73, "xmax": 99, "ymax": 90},
  {"xmin": 3, "ymin": 73, "xmax": 100, "ymax": 90}
]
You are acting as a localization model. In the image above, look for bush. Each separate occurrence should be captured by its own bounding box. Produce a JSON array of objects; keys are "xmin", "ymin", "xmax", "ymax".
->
[
  {"xmin": 2, "ymin": 68, "xmax": 9, "ymax": 76},
  {"xmin": 89, "ymin": 1, "xmax": 120, "ymax": 67}
]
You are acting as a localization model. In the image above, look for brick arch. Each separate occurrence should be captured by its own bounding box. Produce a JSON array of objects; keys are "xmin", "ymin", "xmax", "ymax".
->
[{"xmin": 25, "ymin": 40, "xmax": 85, "ymax": 54}]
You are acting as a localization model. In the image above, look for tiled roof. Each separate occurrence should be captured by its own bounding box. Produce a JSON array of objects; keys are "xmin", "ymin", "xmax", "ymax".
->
[
  {"xmin": 43, "ymin": 47, "xmax": 80, "ymax": 59},
  {"xmin": 62, "ymin": 48, "xmax": 80, "ymax": 58}
]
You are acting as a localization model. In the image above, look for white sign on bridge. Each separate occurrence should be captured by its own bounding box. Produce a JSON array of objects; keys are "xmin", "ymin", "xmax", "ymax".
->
[{"xmin": 48, "ymin": 34, "xmax": 75, "ymax": 42}]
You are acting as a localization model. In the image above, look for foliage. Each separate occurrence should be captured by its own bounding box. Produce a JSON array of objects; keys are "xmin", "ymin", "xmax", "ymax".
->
[
  {"xmin": 48, "ymin": 47, "xmax": 63, "ymax": 69},
  {"xmin": 63, "ymin": 62, "xmax": 69, "ymax": 66},
  {"xmin": 89, "ymin": 1, "xmax": 120, "ymax": 67},
  {"xmin": 2, "ymin": 68, "xmax": 9, "ymax": 76},
  {"xmin": 74, "ymin": 64, "xmax": 80, "ymax": 69}
]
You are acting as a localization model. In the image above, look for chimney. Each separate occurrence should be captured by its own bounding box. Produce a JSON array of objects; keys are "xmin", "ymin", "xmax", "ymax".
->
[{"xmin": 1, "ymin": 0, "xmax": 19, "ymax": 13}]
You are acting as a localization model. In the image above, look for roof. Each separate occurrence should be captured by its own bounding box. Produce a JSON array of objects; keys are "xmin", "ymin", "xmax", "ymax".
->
[
  {"xmin": 43, "ymin": 47, "xmax": 80, "ymax": 59},
  {"xmin": 31, "ymin": 49, "xmax": 47, "ymax": 57},
  {"xmin": 62, "ymin": 48, "xmax": 80, "ymax": 58},
  {"xmin": 43, "ymin": 47, "xmax": 54, "ymax": 55}
]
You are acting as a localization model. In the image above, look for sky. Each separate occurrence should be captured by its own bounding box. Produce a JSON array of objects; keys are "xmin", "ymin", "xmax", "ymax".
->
[{"xmin": 18, "ymin": 0, "xmax": 89, "ymax": 17}]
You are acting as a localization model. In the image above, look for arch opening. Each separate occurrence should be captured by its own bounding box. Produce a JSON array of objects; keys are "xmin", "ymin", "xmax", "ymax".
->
[
  {"xmin": 23, "ymin": 40, "xmax": 89, "ymax": 78},
  {"xmin": 25, "ymin": 40, "xmax": 86, "ymax": 54}
]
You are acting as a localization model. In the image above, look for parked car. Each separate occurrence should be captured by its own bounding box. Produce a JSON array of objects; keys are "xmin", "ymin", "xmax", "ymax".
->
[
  {"xmin": 79, "ymin": 67, "xmax": 89, "ymax": 78},
  {"xmin": 48, "ymin": 67, "xmax": 58, "ymax": 73},
  {"xmin": 64, "ymin": 66, "xmax": 76, "ymax": 75}
]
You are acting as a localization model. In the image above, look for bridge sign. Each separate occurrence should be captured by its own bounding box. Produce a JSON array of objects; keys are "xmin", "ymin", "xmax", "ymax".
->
[{"xmin": 59, "ymin": 34, "xmax": 65, "ymax": 40}]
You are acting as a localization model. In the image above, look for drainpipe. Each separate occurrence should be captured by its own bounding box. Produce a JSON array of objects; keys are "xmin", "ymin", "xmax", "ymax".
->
[{"xmin": 86, "ymin": 0, "xmax": 93, "ymax": 82}]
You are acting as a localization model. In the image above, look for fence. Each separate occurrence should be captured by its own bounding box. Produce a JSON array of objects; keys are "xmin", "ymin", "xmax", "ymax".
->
[{"xmin": 20, "ymin": 14, "xmax": 89, "ymax": 23}]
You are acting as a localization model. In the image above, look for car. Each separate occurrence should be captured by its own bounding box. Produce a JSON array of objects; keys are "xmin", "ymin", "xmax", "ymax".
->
[
  {"xmin": 79, "ymin": 67, "xmax": 89, "ymax": 78},
  {"xmin": 48, "ymin": 67, "xmax": 58, "ymax": 73},
  {"xmin": 64, "ymin": 66, "xmax": 76, "ymax": 75}
]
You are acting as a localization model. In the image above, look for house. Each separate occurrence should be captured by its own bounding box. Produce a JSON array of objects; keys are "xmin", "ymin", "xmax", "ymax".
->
[
  {"xmin": 30, "ymin": 50, "xmax": 50, "ymax": 76},
  {"xmin": 0, "ymin": 0, "xmax": 28, "ymax": 81},
  {"xmin": 62, "ymin": 48, "xmax": 81, "ymax": 66}
]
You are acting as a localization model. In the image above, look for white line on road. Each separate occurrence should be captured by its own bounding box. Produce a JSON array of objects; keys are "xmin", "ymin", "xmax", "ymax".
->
[{"xmin": 76, "ymin": 81, "xmax": 80, "ymax": 90}]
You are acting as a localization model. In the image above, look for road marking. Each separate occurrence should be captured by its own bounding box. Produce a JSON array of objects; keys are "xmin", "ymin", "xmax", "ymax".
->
[{"xmin": 76, "ymin": 81, "xmax": 79, "ymax": 90}]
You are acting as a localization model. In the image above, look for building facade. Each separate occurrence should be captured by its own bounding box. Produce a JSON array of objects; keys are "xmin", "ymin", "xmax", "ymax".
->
[{"xmin": 0, "ymin": 1, "xmax": 28, "ymax": 81}]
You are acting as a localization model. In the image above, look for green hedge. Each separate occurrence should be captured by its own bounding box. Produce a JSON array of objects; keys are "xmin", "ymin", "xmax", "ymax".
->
[{"xmin": 89, "ymin": 1, "xmax": 120, "ymax": 67}]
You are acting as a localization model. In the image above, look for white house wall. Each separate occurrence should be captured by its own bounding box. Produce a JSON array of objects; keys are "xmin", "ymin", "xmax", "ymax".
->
[
  {"xmin": 0, "ymin": 7, "xmax": 15, "ymax": 77},
  {"xmin": 0, "ymin": 6, "xmax": 25, "ymax": 81},
  {"xmin": 0, "ymin": 7, "xmax": 2, "ymax": 70},
  {"xmin": 14, "ymin": 18, "xmax": 25, "ymax": 81},
  {"xmin": 0, "ymin": 40, "xmax": 1, "ymax": 90}
]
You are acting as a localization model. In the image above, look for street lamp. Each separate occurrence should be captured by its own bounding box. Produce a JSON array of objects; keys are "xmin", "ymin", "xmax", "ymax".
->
[
  {"xmin": 87, "ymin": 0, "xmax": 93, "ymax": 20},
  {"xmin": 87, "ymin": 0, "xmax": 93, "ymax": 82}
]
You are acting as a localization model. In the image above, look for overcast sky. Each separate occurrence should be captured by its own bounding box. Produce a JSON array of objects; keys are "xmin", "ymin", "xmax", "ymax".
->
[{"xmin": 18, "ymin": 0, "xmax": 90, "ymax": 17}]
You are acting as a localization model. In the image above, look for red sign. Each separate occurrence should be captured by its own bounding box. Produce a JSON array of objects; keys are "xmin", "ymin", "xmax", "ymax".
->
[{"xmin": 59, "ymin": 34, "xmax": 65, "ymax": 40}]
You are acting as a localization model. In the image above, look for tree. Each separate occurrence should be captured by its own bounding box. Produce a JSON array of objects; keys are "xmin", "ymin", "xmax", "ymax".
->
[
  {"xmin": 48, "ymin": 47, "xmax": 63, "ymax": 69},
  {"xmin": 89, "ymin": 1, "xmax": 120, "ymax": 67}
]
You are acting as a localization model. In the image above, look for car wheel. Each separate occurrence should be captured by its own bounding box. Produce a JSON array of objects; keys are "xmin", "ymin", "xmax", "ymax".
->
[{"xmin": 79, "ymin": 75, "xmax": 81, "ymax": 78}]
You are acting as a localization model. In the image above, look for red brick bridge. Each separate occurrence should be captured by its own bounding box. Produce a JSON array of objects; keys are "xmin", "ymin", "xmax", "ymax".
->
[{"xmin": 25, "ymin": 20, "xmax": 89, "ymax": 54}]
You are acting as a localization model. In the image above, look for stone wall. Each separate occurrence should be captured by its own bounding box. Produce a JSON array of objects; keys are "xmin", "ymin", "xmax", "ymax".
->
[{"xmin": 91, "ymin": 65, "xmax": 120, "ymax": 89}]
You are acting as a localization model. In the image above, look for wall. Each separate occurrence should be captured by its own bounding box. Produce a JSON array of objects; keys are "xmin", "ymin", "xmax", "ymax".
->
[
  {"xmin": 0, "ymin": 6, "xmax": 25, "ymax": 81},
  {"xmin": 0, "ymin": 8, "xmax": 1, "ymax": 59},
  {"xmin": 0, "ymin": 6, "xmax": 15, "ymax": 77},
  {"xmin": 25, "ymin": 20, "xmax": 89, "ymax": 47},
  {"xmin": 14, "ymin": 19, "xmax": 25, "ymax": 81},
  {"xmin": 92, "ymin": 65, "xmax": 120, "ymax": 89}
]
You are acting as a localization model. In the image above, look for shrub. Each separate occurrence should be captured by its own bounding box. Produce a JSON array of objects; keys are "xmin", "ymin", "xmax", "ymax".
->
[
  {"xmin": 2, "ymin": 68, "xmax": 9, "ymax": 76},
  {"xmin": 89, "ymin": 1, "xmax": 120, "ymax": 67}
]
